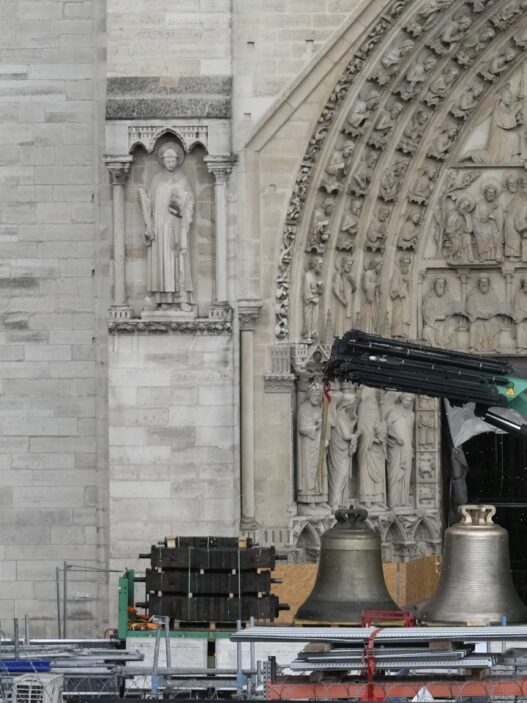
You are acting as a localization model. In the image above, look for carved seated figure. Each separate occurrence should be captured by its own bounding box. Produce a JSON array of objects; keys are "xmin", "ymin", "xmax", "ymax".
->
[
  {"xmin": 466, "ymin": 275, "xmax": 502, "ymax": 352},
  {"xmin": 422, "ymin": 277, "xmax": 458, "ymax": 348},
  {"xmin": 398, "ymin": 209, "xmax": 421, "ymax": 250}
]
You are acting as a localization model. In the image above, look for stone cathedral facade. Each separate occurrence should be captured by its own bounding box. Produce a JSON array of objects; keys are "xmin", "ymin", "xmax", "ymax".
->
[{"xmin": 3, "ymin": 0, "xmax": 527, "ymax": 634}]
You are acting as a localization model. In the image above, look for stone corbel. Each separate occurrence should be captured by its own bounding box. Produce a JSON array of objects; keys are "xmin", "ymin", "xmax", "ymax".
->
[
  {"xmin": 105, "ymin": 156, "xmax": 133, "ymax": 320},
  {"xmin": 238, "ymin": 299, "xmax": 263, "ymax": 530},
  {"xmin": 205, "ymin": 155, "xmax": 236, "ymax": 305}
]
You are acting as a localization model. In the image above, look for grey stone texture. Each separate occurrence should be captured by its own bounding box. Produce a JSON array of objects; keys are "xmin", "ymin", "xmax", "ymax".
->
[
  {"xmin": 1, "ymin": 0, "xmax": 461, "ymax": 635},
  {"xmin": 0, "ymin": 0, "xmax": 108, "ymax": 636}
]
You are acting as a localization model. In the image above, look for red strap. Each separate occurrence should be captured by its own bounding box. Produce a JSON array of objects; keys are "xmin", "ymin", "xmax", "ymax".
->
[{"xmin": 323, "ymin": 383, "xmax": 332, "ymax": 403}]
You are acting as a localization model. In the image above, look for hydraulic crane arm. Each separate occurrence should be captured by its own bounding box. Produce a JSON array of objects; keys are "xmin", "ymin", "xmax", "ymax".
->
[{"xmin": 324, "ymin": 330, "xmax": 527, "ymax": 440}]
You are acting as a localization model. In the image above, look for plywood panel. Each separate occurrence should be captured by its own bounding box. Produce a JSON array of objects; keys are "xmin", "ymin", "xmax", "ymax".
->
[{"xmin": 271, "ymin": 557, "xmax": 439, "ymax": 623}]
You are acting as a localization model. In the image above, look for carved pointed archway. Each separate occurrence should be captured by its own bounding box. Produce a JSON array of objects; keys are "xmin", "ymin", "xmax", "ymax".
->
[{"xmin": 269, "ymin": 0, "xmax": 527, "ymax": 559}]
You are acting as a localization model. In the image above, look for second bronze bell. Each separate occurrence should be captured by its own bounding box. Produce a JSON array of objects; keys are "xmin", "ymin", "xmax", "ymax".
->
[
  {"xmin": 418, "ymin": 504, "xmax": 527, "ymax": 625},
  {"xmin": 296, "ymin": 507, "xmax": 399, "ymax": 624}
]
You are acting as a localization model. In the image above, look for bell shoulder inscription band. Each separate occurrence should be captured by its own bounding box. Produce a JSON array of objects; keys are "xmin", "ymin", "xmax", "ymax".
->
[
  {"xmin": 296, "ymin": 507, "xmax": 399, "ymax": 624},
  {"xmin": 419, "ymin": 504, "xmax": 527, "ymax": 626}
]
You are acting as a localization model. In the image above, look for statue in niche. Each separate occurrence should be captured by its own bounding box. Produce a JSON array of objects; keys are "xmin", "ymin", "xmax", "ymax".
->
[
  {"xmin": 357, "ymin": 388, "xmax": 383, "ymax": 505},
  {"xmin": 509, "ymin": 175, "xmax": 527, "ymax": 260},
  {"xmin": 385, "ymin": 393, "xmax": 415, "ymax": 509},
  {"xmin": 466, "ymin": 275, "xmax": 501, "ymax": 351},
  {"xmin": 410, "ymin": 162, "xmax": 437, "ymax": 204},
  {"xmin": 380, "ymin": 160, "xmax": 407, "ymax": 201},
  {"xmin": 361, "ymin": 255, "xmax": 383, "ymax": 333},
  {"xmin": 332, "ymin": 255, "xmax": 356, "ymax": 336},
  {"xmin": 450, "ymin": 82, "xmax": 485, "ymax": 119},
  {"xmin": 427, "ymin": 14, "xmax": 471, "ymax": 54},
  {"xmin": 405, "ymin": 0, "xmax": 456, "ymax": 36},
  {"xmin": 368, "ymin": 101, "xmax": 404, "ymax": 149},
  {"xmin": 504, "ymin": 172, "xmax": 522, "ymax": 260},
  {"xmin": 398, "ymin": 209, "xmax": 421, "ymax": 249},
  {"xmin": 297, "ymin": 381, "xmax": 326, "ymax": 504},
  {"xmin": 390, "ymin": 255, "xmax": 411, "ymax": 338},
  {"xmin": 513, "ymin": 275, "xmax": 527, "ymax": 350},
  {"xmin": 435, "ymin": 192, "xmax": 475, "ymax": 263},
  {"xmin": 302, "ymin": 256, "xmax": 323, "ymax": 341},
  {"xmin": 469, "ymin": 0, "xmax": 492, "ymax": 11},
  {"xmin": 514, "ymin": 28, "xmax": 527, "ymax": 49},
  {"xmin": 493, "ymin": 0, "xmax": 525, "ymax": 29},
  {"xmin": 473, "ymin": 180, "xmax": 504, "ymax": 261},
  {"xmin": 306, "ymin": 202, "xmax": 330, "ymax": 254},
  {"xmin": 137, "ymin": 142, "xmax": 195, "ymax": 311},
  {"xmin": 359, "ymin": 421, "xmax": 388, "ymax": 509},
  {"xmin": 394, "ymin": 55, "xmax": 437, "ymax": 101},
  {"xmin": 422, "ymin": 277, "xmax": 459, "ymax": 348},
  {"xmin": 456, "ymin": 25, "xmax": 496, "ymax": 66},
  {"xmin": 321, "ymin": 142, "xmax": 354, "ymax": 194},
  {"xmin": 464, "ymin": 83, "xmax": 523, "ymax": 164},
  {"xmin": 350, "ymin": 150, "xmax": 378, "ymax": 196},
  {"xmin": 327, "ymin": 391, "xmax": 358, "ymax": 509},
  {"xmin": 372, "ymin": 38, "xmax": 415, "ymax": 85},
  {"xmin": 366, "ymin": 205, "xmax": 391, "ymax": 251},
  {"xmin": 423, "ymin": 65, "xmax": 460, "ymax": 107},
  {"xmin": 344, "ymin": 89, "xmax": 380, "ymax": 137},
  {"xmin": 479, "ymin": 48, "xmax": 517, "ymax": 82},
  {"xmin": 427, "ymin": 125, "xmax": 458, "ymax": 160},
  {"xmin": 338, "ymin": 199, "xmax": 362, "ymax": 250},
  {"xmin": 399, "ymin": 108, "xmax": 429, "ymax": 153}
]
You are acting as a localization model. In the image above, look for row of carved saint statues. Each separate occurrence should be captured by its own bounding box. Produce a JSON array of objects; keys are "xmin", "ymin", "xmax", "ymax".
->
[
  {"xmin": 297, "ymin": 383, "xmax": 422, "ymax": 515},
  {"xmin": 303, "ymin": 258, "xmax": 527, "ymax": 352}
]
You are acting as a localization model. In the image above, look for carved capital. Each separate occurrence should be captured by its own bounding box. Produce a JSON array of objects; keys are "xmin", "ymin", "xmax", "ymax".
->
[
  {"xmin": 205, "ymin": 154, "xmax": 236, "ymax": 183},
  {"xmin": 104, "ymin": 156, "xmax": 133, "ymax": 186},
  {"xmin": 238, "ymin": 298, "xmax": 263, "ymax": 331}
]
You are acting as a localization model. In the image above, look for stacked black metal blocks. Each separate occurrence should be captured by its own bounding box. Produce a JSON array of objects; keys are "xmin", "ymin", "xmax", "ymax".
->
[{"xmin": 138, "ymin": 536, "xmax": 287, "ymax": 624}]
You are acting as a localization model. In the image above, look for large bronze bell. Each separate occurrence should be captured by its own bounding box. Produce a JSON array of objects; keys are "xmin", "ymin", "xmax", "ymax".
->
[
  {"xmin": 419, "ymin": 504, "xmax": 527, "ymax": 625},
  {"xmin": 296, "ymin": 507, "xmax": 399, "ymax": 623}
]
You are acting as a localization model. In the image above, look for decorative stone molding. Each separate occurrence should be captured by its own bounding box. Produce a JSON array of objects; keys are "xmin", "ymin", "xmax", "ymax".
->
[
  {"xmin": 238, "ymin": 297, "xmax": 263, "ymax": 531},
  {"xmin": 128, "ymin": 125, "xmax": 209, "ymax": 153},
  {"xmin": 263, "ymin": 374, "xmax": 296, "ymax": 393},
  {"xmin": 205, "ymin": 153, "xmax": 235, "ymax": 180},
  {"xmin": 108, "ymin": 318, "xmax": 232, "ymax": 335},
  {"xmin": 206, "ymin": 155, "xmax": 236, "ymax": 304},
  {"xmin": 238, "ymin": 298, "xmax": 263, "ymax": 331},
  {"xmin": 105, "ymin": 155, "xmax": 133, "ymax": 319}
]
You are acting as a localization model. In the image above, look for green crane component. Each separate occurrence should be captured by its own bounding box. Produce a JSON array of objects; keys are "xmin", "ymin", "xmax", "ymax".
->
[{"xmin": 324, "ymin": 330, "xmax": 527, "ymax": 439}]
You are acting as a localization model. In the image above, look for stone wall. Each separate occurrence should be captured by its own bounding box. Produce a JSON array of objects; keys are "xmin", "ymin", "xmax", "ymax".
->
[
  {"xmin": 0, "ymin": 0, "xmax": 108, "ymax": 636},
  {"xmin": 232, "ymin": 0, "xmax": 359, "ymax": 147},
  {"xmin": 107, "ymin": 331, "xmax": 237, "ymax": 620}
]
